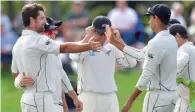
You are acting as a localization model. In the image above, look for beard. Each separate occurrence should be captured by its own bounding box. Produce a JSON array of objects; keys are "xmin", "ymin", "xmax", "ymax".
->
[
  {"xmin": 36, "ymin": 25, "xmax": 45, "ymax": 33},
  {"xmin": 35, "ymin": 20, "xmax": 45, "ymax": 33}
]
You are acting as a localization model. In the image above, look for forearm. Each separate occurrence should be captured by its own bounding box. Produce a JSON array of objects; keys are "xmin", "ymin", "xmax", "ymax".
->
[
  {"xmin": 12, "ymin": 73, "xmax": 18, "ymax": 78},
  {"xmin": 111, "ymin": 39, "xmax": 125, "ymax": 51},
  {"xmin": 123, "ymin": 53, "xmax": 137, "ymax": 68},
  {"xmin": 67, "ymin": 90, "xmax": 79, "ymax": 101},
  {"xmin": 61, "ymin": 90, "xmax": 68, "ymax": 112},
  {"xmin": 127, "ymin": 88, "xmax": 142, "ymax": 104},
  {"xmin": 60, "ymin": 42, "xmax": 91, "ymax": 53},
  {"xmin": 69, "ymin": 37, "xmax": 89, "ymax": 62},
  {"xmin": 123, "ymin": 46, "xmax": 145, "ymax": 62},
  {"xmin": 116, "ymin": 54, "xmax": 137, "ymax": 68}
]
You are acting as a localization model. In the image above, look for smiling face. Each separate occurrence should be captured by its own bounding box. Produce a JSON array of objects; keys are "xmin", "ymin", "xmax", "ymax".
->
[
  {"xmin": 22, "ymin": 3, "xmax": 47, "ymax": 32},
  {"xmin": 30, "ymin": 11, "xmax": 47, "ymax": 32}
]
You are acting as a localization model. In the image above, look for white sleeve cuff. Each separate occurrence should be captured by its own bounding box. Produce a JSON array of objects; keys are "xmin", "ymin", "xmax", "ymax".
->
[
  {"xmin": 14, "ymin": 73, "xmax": 24, "ymax": 89},
  {"xmin": 135, "ymin": 69, "xmax": 153, "ymax": 91}
]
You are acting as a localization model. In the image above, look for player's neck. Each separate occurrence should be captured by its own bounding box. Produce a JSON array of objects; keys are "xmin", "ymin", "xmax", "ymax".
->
[
  {"xmin": 179, "ymin": 39, "xmax": 188, "ymax": 47},
  {"xmin": 155, "ymin": 26, "xmax": 167, "ymax": 34},
  {"xmin": 25, "ymin": 26, "xmax": 36, "ymax": 32}
]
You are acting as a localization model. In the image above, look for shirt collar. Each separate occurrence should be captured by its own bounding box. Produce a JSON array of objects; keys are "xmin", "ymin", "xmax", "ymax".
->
[
  {"xmin": 180, "ymin": 41, "xmax": 193, "ymax": 48},
  {"xmin": 154, "ymin": 30, "xmax": 170, "ymax": 39},
  {"xmin": 22, "ymin": 30, "xmax": 39, "ymax": 36}
]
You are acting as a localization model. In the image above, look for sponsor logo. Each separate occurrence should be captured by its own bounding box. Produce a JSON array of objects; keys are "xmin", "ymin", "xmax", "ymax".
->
[
  {"xmin": 89, "ymin": 50, "xmax": 95, "ymax": 56},
  {"xmin": 106, "ymin": 50, "xmax": 112, "ymax": 56},
  {"xmin": 148, "ymin": 53, "xmax": 154, "ymax": 59},
  {"xmin": 45, "ymin": 39, "xmax": 52, "ymax": 45}
]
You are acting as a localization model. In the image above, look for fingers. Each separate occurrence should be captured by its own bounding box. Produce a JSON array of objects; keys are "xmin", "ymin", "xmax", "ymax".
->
[
  {"xmin": 114, "ymin": 30, "xmax": 120, "ymax": 36},
  {"xmin": 91, "ymin": 41, "xmax": 101, "ymax": 52},
  {"xmin": 85, "ymin": 26, "xmax": 94, "ymax": 37},
  {"xmin": 75, "ymin": 102, "xmax": 83, "ymax": 112},
  {"xmin": 22, "ymin": 76, "xmax": 33, "ymax": 86},
  {"xmin": 22, "ymin": 72, "xmax": 26, "ymax": 76}
]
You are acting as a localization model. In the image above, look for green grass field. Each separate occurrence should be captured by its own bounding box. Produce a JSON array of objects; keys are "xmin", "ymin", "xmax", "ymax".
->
[{"xmin": 1, "ymin": 69, "xmax": 145, "ymax": 112}]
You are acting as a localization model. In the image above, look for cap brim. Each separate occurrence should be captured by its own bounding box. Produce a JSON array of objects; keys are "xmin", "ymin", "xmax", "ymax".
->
[
  {"xmin": 45, "ymin": 25, "xmax": 58, "ymax": 31},
  {"xmin": 54, "ymin": 21, "xmax": 62, "ymax": 27},
  {"xmin": 144, "ymin": 12, "xmax": 153, "ymax": 16},
  {"xmin": 95, "ymin": 28, "xmax": 105, "ymax": 34}
]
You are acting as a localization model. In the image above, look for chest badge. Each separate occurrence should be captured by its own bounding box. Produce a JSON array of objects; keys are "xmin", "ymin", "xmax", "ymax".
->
[
  {"xmin": 89, "ymin": 50, "xmax": 95, "ymax": 56},
  {"xmin": 106, "ymin": 50, "xmax": 112, "ymax": 56}
]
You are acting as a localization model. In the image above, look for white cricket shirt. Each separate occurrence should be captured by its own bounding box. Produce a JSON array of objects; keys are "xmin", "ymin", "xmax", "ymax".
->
[
  {"xmin": 12, "ymin": 30, "xmax": 60, "ymax": 93},
  {"xmin": 124, "ymin": 30, "xmax": 178, "ymax": 91},
  {"xmin": 70, "ymin": 43, "xmax": 137, "ymax": 93},
  {"xmin": 177, "ymin": 42, "xmax": 195, "ymax": 81}
]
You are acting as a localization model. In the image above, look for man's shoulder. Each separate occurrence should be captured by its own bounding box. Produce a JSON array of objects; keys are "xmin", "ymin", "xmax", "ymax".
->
[
  {"xmin": 105, "ymin": 43, "xmax": 116, "ymax": 49},
  {"xmin": 181, "ymin": 43, "xmax": 195, "ymax": 55}
]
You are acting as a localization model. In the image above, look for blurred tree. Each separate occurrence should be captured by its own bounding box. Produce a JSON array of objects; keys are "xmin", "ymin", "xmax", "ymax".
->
[
  {"xmin": 50, "ymin": 1, "xmax": 60, "ymax": 19},
  {"xmin": 7, "ymin": 1, "xmax": 14, "ymax": 21}
]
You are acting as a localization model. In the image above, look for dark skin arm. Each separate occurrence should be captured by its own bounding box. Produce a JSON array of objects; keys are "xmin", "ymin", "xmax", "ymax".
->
[
  {"xmin": 122, "ymin": 88, "xmax": 142, "ymax": 112},
  {"xmin": 59, "ymin": 41, "xmax": 100, "ymax": 53}
]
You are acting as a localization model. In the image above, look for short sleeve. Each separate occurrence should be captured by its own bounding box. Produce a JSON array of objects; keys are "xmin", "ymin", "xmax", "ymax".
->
[
  {"xmin": 11, "ymin": 56, "xmax": 19, "ymax": 73},
  {"xmin": 34, "ymin": 35, "xmax": 60, "ymax": 55}
]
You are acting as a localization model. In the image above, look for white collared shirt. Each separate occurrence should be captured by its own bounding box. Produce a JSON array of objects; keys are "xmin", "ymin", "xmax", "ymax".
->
[
  {"xmin": 12, "ymin": 30, "xmax": 60, "ymax": 93},
  {"xmin": 124, "ymin": 30, "xmax": 178, "ymax": 91},
  {"xmin": 177, "ymin": 42, "xmax": 195, "ymax": 81},
  {"xmin": 70, "ymin": 43, "xmax": 137, "ymax": 93}
]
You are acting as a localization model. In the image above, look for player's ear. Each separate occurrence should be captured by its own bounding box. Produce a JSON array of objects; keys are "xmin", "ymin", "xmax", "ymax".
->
[
  {"xmin": 30, "ymin": 17, "xmax": 34, "ymax": 23},
  {"xmin": 176, "ymin": 33, "xmax": 181, "ymax": 39}
]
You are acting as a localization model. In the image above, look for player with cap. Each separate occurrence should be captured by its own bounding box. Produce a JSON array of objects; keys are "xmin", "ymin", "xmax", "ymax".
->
[
  {"xmin": 169, "ymin": 24, "xmax": 195, "ymax": 112},
  {"xmin": 106, "ymin": 4, "xmax": 178, "ymax": 112},
  {"xmin": 11, "ymin": 3, "xmax": 101, "ymax": 112},
  {"xmin": 168, "ymin": 18, "xmax": 181, "ymax": 27},
  {"xmin": 13, "ymin": 17, "xmax": 84, "ymax": 112},
  {"xmin": 69, "ymin": 16, "xmax": 137, "ymax": 112}
]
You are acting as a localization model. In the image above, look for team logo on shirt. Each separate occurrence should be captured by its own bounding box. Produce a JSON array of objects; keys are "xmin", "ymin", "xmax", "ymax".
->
[
  {"xmin": 106, "ymin": 50, "xmax": 112, "ymax": 56},
  {"xmin": 148, "ymin": 53, "xmax": 154, "ymax": 59},
  {"xmin": 45, "ymin": 39, "xmax": 52, "ymax": 45},
  {"xmin": 89, "ymin": 50, "xmax": 95, "ymax": 56}
]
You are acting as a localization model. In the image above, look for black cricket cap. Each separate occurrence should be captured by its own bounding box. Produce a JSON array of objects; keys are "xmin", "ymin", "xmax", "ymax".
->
[
  {"xmin": 92, "ymin": 16, "xmax": 112, "ymax": 35},
  {"xmin": 44, "ymin": 23, "xmax": 58, "ymax": 31},
  {"xmin": 46, "ymin": 17, "xmax": 62, "ymax": 27},
  {"xmin": 168, "ymin": 19, "xmax": 181, "ymax": 26},
  {"xmin": 144, "ymin": 4, "xmax": 171, "ymax": 25}
]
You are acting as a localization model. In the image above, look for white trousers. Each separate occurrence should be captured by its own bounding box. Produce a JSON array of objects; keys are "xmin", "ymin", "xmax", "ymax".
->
[
  {"xmin": 78, "ymin": 91, "xmax": 119, "ymax": 112},
  {"xmin": 21, "ymin": 92, "xmax": 55, "ymax": 112},
  {"xmin": 54, "ymin": 104, "xmax": 63, "ymax": 112},
  {"xmin": 142, "ymin": 90, "xmax": 177, "ymax": 112},
  {"xmin": 174, "ymin": 84, "xmax": 192, "ymax": 112}
]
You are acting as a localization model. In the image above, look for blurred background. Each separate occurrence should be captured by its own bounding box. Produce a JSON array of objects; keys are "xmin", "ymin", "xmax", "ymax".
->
[{"xmin": 1, "ymin": 1, "xmax": 195, "ymax": 112}]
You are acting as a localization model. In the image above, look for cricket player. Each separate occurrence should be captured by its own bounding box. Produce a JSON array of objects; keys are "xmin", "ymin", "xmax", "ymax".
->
[
  {"xmin": 106, "ymin": 4, "xmax": 178, "ymax": 112},
  {"xmin": 168, "ymin": 19, "xmax": 181, "ymax": 26},
  {"xmin": 14, "ymin": 17, "xmax": 73, "ymax": 112},
  {"xmin": 169, "ymin": 24, "xmax": 195, "ymax": 112},
  {"xmin": 69, "ymin": 16, "xmax": 137, "ymax": 112},
  {"xmin": 11, "ymin": 3, "xmax": 100, "ymax": 112}
]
